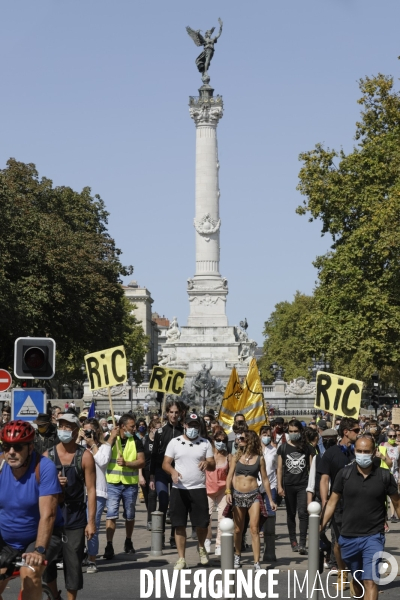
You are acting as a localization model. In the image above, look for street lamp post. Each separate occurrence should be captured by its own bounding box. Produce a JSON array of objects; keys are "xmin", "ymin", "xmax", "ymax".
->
[
  {"xmin": 128, "ymin": 359, "xmax": 134, "ymax": 414},
  {"xmin": 270, "ymin": 363, "xmax": 285, "ymax": 382},
  {"xmin": 308, "ymin": 355, "xmax": 330, "ymax": 383}
]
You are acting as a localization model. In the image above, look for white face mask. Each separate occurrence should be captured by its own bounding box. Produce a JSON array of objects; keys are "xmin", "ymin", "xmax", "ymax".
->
[{"xmin": 107, "ymin": 423, "xmax": 113, "ymax": 431}]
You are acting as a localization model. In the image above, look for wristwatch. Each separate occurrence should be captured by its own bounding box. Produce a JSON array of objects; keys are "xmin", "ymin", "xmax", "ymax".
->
[{"xmin": 34, "ymin": 546, "xmax": 46, "ymax": 556}]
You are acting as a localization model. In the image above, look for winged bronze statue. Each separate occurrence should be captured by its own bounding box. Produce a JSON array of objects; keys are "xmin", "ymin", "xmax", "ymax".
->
[{"xmin": 186, "ymin": 18, "xmax": 223, "ymax": 81}]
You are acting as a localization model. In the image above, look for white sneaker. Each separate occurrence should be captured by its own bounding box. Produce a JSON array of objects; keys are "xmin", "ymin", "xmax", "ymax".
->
[
  {"xmin": 215, "ymin": 546, "xmax": 221, "ymax": 556},
  {"xmin": 254, "ymin": 562, "xmax": 261, "ymax": 571},
  {"xmin": 234, "ymin": 554, "xmax": 241, "ymax": 569},
  {"xmin": 204, "ymin": 539, "xmax": 212, "ymax": 553},
  {"xmin": 198, "ymin": 547, "xmax": 210, "ymax": 566},
  {"xmin": 174, "ymin": 557, "xmax": 187, "ymax": 570}
]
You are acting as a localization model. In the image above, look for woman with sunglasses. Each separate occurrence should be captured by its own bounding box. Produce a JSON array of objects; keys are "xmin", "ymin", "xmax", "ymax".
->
[
  {"xmin": 226, "ymin": 430, "xmax": 277, "ymax": 570},
  {"xmin": 378, "ymin": 429, "xmax": 399, "ymax": 522},
  {"xmin": 82, "ymin": 418, "xmax": 118, "ymax": 573},
  {"xmin": 205, "ymin": 428, "xmax": 231, "ymax": 556}
]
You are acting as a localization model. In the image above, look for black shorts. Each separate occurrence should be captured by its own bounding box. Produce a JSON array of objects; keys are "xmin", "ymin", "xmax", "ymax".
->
[
  {"xmin": 169, "ymin": 487, "xmax": 209, "ymax": 528},
  {"xmin": 0, "ymin": 527, "xmax": 62, "ymax": 574},
  {"xmin": 43, "ymin": 527, "xmax": 85, "ymax": 591}
]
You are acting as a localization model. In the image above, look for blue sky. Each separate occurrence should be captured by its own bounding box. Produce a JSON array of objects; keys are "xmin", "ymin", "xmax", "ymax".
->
[{"xmin": 1, "ymin": 1, "xmax": 400, "ymax": 345}]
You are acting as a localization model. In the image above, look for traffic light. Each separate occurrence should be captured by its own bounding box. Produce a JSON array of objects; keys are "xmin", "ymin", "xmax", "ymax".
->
[{"xmin": 14, "ymin": 337, "xmax": 56, "ymax": 379}]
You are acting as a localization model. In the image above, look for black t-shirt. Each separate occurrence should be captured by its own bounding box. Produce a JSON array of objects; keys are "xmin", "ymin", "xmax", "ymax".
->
[
  {"xmin": 143, "ymin": 436, "xmax": 154, "ymax": 471},
  {"xmin": 317, "ymin": 444, "xmax": 354, "ymax": 487},
  {"xmin": 277, "ymin": 442, "xmax": 310, "ymax": 486},
  {"xmin": 332, "ymin": 464, "xmax": 397, "ymax": 537},
  {"xmin": 120, "ymin": 437, "xmax": 144, "ymax": 454}
]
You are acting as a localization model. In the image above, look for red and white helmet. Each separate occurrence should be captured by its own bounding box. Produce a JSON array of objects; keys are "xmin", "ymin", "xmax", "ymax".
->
[{"xmin": 1, "ymin": 420, "xmax": 35, "ymax": 444}]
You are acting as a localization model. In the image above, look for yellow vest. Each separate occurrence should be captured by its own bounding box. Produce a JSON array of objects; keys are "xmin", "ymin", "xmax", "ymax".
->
[
  {"xmin": 106, "ymin": 437, "xmax": 138, "ymax": 484},
  {"xmin": 379, "ymin": 445, "xmax": 390, "ymax": 470}
]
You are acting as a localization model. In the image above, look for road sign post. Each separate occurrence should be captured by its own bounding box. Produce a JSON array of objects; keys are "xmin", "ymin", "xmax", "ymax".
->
[
  {"xmin": 11, "ymin": 388, "xmax": 46, "ymax": 422},
  {"xmin": 0, "ymin": 370, "xmax": 12, "ymax": 393}
]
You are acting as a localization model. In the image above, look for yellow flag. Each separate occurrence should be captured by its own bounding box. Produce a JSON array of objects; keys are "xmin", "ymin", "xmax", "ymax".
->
[
  {"xmin": 218, "ymin": 367, "xmax": 243, "ymax": 433},
  {"xmin": 236, "ymin": 358, "xmax": 268, "ymax": 432}
]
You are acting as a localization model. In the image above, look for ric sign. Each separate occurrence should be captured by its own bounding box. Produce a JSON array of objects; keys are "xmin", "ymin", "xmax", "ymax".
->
[
  {"xmin": 314, "ymin": 371, "xmax": 363, "ymax": 418},
  {"xmin": 149, "ymin": 367, "xmax": 186, "ymax": 396},
  {"xmin": 84, "ymin": 345, "xmax": 127, "ymax": 391}
]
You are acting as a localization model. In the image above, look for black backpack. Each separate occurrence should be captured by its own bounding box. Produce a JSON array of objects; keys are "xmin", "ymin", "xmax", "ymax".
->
[
  {"xmin": 341, "ymin": 460, "xmax": 391, "ymax": 493},
  {"xmin": 48, "ymin": 444, "xmax": 85, "ymax": 482}
]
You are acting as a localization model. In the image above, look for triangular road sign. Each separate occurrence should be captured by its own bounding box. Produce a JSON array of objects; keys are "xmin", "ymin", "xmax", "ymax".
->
[{"xmin": 16, "ymin": 395, "xmax": 39, "ymax": 417}]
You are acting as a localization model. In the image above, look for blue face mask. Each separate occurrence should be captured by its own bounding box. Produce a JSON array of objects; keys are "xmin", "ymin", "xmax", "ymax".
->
[
  {"xmin": 355, "ymin": 453, "xmax": 373, "ymax": 468},
  {"xmin": 215, "ymin": 441, "xmax": 227, "ymax": 451},
  {"xmin": 186, "ymin": 427, "xmax": 199, "ymax": 439},
  {"xmin": 58, "ymin": 430, "xmax": 73, "ymax": 443},
  {"xmin": 138, "ymin": 426, "xmax": 147, "ymax": 433},
  {"xmin": 262, "ymin": 436, "xmax": 271, "ymax": 445},
  {"xmin": 124, "ymin": 431, "xmax": 133, "ymax": 438}
]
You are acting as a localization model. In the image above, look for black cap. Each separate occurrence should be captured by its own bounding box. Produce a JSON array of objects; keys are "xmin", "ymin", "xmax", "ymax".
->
[
  {"xmin": 34, "ymin": 413, "xmax": 51, "ymax": 424},
  {"xmin": 317, "ymin": 419, "xmax": 328, "ymax": 430},
  {"xmin": 274, "ymin": 417, "xmax": 284, "ymax": 425},
  {"xmin": 185, "ymin": 413, "xmax": 200, "ymax": 424}
]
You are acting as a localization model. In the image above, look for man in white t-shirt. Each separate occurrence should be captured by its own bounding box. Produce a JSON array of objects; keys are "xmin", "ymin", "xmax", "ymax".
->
[{"xmin": 163, "ymin": 413, "xmax": 215, "ymax": 570}]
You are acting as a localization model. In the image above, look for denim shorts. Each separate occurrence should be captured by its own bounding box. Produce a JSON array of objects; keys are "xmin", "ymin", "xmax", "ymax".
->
[
  {"xmin": 106, "ymin": 483, "xmax": 138, "ymax": 521},
  {"xmin": 339, "ymin": 532, "xmax": 385, "ymax": 581}
]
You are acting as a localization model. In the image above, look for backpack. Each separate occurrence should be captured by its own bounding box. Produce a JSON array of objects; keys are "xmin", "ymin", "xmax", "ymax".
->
[
  {"xmin": 47, "ymin": 444, "xmax": 85, "ymax": 482},
  {"xmin": 341, "ymin": 460, "xmax": 391, "ymax": 493}
]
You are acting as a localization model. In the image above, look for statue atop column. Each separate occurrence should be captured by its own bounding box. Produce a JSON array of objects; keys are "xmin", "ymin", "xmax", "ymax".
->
[{"xmin": 186, "ymin": 18, "xmax": 223, "ymax": 84}]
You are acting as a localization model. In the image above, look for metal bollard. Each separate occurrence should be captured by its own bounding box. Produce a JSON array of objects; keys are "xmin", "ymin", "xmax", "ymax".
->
[
  {"xmin": 150, "ymin": 510, "xmax": 164, "ymax": 557},
  {"xmin": 307, "ymin": 501, "xmax": 321, "ymax": 600},
  {"xmin": 220, "ymin": 518, "xmax": 235, "ymax": 598}
]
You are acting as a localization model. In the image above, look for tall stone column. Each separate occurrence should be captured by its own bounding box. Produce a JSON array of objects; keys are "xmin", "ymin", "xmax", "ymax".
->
[{"xmin": 187, "ymin": 87, "xmax": 228, "ymax": 327}]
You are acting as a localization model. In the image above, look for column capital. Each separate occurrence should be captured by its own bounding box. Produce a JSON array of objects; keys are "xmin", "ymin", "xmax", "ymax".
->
[{"xmin": 189, "ymin": 96, "xmax": 223, "ymax": 126}]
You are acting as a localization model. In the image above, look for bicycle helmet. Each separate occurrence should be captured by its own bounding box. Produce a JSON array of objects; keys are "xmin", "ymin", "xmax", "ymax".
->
[{"xmin": 1, "ymin": 420, "xmax": 35, "ymax": 443}]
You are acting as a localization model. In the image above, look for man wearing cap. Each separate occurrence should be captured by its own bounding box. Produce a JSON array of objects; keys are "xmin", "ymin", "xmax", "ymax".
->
[
  {"xmin": 34, "ymin": 413, "xmax": 58, "ymax": 455},
  {"xmin": 43, "ymin": 412, "xmax": 96, "ymax": 600},
  {"xmin": 162, "ymin": 413, "xmax": 215, "ymax": 570},
  {"xmin": 271, "ymin": 417, "xmax": 286, "ymax": 448}
]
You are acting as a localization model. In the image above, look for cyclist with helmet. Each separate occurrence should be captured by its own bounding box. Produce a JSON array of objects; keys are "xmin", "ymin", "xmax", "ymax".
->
[{"xmin": 0, "ymin": 420, "xmax": 63, "ymax": 600}]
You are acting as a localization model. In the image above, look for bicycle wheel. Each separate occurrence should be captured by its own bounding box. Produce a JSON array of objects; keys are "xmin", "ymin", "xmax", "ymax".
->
[{"xmin": 42, "ymin": 583, "xmax": 56, "ymax": 600}]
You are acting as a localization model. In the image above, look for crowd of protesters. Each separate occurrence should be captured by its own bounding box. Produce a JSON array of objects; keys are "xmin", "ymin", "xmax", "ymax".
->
[{"xmin": 0, "ymin": 400, "xmax": 399, "ymax": 598}]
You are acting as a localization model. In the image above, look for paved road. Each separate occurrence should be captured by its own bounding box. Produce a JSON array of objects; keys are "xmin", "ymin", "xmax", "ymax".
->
[{"xmin": 3, "ymin": 499, "xmax": 400, "ymax": 599}]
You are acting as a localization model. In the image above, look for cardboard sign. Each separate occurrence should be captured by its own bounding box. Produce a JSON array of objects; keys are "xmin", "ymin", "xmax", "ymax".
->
[
  {"xmin": 84, "ymin": 346, "xmax": 127, "ymax": 391},
  {"xmin": 149, "ymin": 366, "xmax": 186, "ymax": 395},
  {"xmin": 391, "ymin": 407, "xmax": 400, "ymax": 425},
  {"xmin": 314, "ymin": 371, "xmax": 363, "ymax": 418}
]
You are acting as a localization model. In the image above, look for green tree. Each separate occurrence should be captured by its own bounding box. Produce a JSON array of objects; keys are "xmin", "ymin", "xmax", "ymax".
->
[
  {"xmin": 259, "ymin": 292, "xmax": 316, "ymax": 383},
  {"xmin": 297, "ymin": 73, "xmax": 400, "ymax": 381},
  {"xmin": 0, "ymin": 159, "xmax": 148, "ymax": 385}
]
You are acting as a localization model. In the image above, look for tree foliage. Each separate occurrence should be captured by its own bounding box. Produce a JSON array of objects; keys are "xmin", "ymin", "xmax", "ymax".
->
[
  {"xmin": 0, "ymin": 159, "xmax": 148, "ymax": 384},
  {"xmin": 296, "ymin": 74, "xmax": 400, "ymax": 381},
  {"xmin": 259, "ymin": 292, "xmax": 316, "ymax": 383}
]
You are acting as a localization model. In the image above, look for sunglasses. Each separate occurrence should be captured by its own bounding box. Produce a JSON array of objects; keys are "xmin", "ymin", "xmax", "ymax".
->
[
  {"xmin": 351, "ymin": 428, "xmax": 361, "ymax": 433},
  {"xmin": 388, "ymin": 435, "xmax": 396, "ymax": 439},
  {"xmin": 238, "ymin": 436, "xmax": 247, "ymax": 442},
  {"xmin": 2, "ymin": 443, "xmax": 27, "ymax": 453}
]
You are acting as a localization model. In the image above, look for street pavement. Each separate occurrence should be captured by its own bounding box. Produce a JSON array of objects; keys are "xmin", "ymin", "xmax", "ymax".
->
[{"xmin": 3, "ymin": 497, "xmax": 400, "ymax": 599}]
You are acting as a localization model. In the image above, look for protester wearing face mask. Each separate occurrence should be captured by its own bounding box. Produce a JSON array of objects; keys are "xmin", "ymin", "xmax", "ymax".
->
[
  {"xmin": 378, "ymin": 429, "xmax": 399, "ymax": 522},
  {"xmin": 258, "ymin": 425, "xmax": 278, "ymax": 563},
  {"xmin": 277, "ymin": 419, "xmax": 313, "ymax": 555},
  {"xmin": 103, "ymin": 414, "xmax": 145, "ymax": 559},
  {"xmin": 204, "ymin": 429, "xmax": 231, "ymax": 556},
  {"xmin": 138, "ymin": 421, "xmax": 158, "ymax": 531},
  {"xmin": 33, "ymin": 413, "xmax": 59, "ymax": 455},
  {"xmin": 271, "ymin": 417, "xmax": 286, "ymax": 448},
  {"xmin": 162, "ymin": 413, "xmax": 215, "ymax": 570},
  {"xmin": 99, "ymin": 418, "xmax": 110, "ymax": 441},
  {"xmin": 43, "ymin": 413, "xmax": 96, "ymax": 600},
  {"xmin": 321, "ymin": 435, "xmax": 400, "ymax": 600},
  {"xmin": 135, "ymin": 419, "xmax": 148, "ymax": 441}
]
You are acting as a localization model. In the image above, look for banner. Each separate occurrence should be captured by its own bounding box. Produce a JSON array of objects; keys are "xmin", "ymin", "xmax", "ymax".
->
[
  {"xmin": 84, "ymin": 345, "xmax": 127, "ymax": 391},
  {"xmin": 314, "ymin": 371, "xmax": 363, "ymax": 418},
  {"xmin": 218, "ymin": 367, "xmax": 243, "ymax": 433},
  {"xmin": 391, "ymin": 407, "xmax": 400, "ymax": 425},
  {"xmin": 237, "ymin": 359, "xmax": 268, "ymax": 431},
  {"xmin": 149, "ymin": 366, "xmax": 186, "ymax": 395}
]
